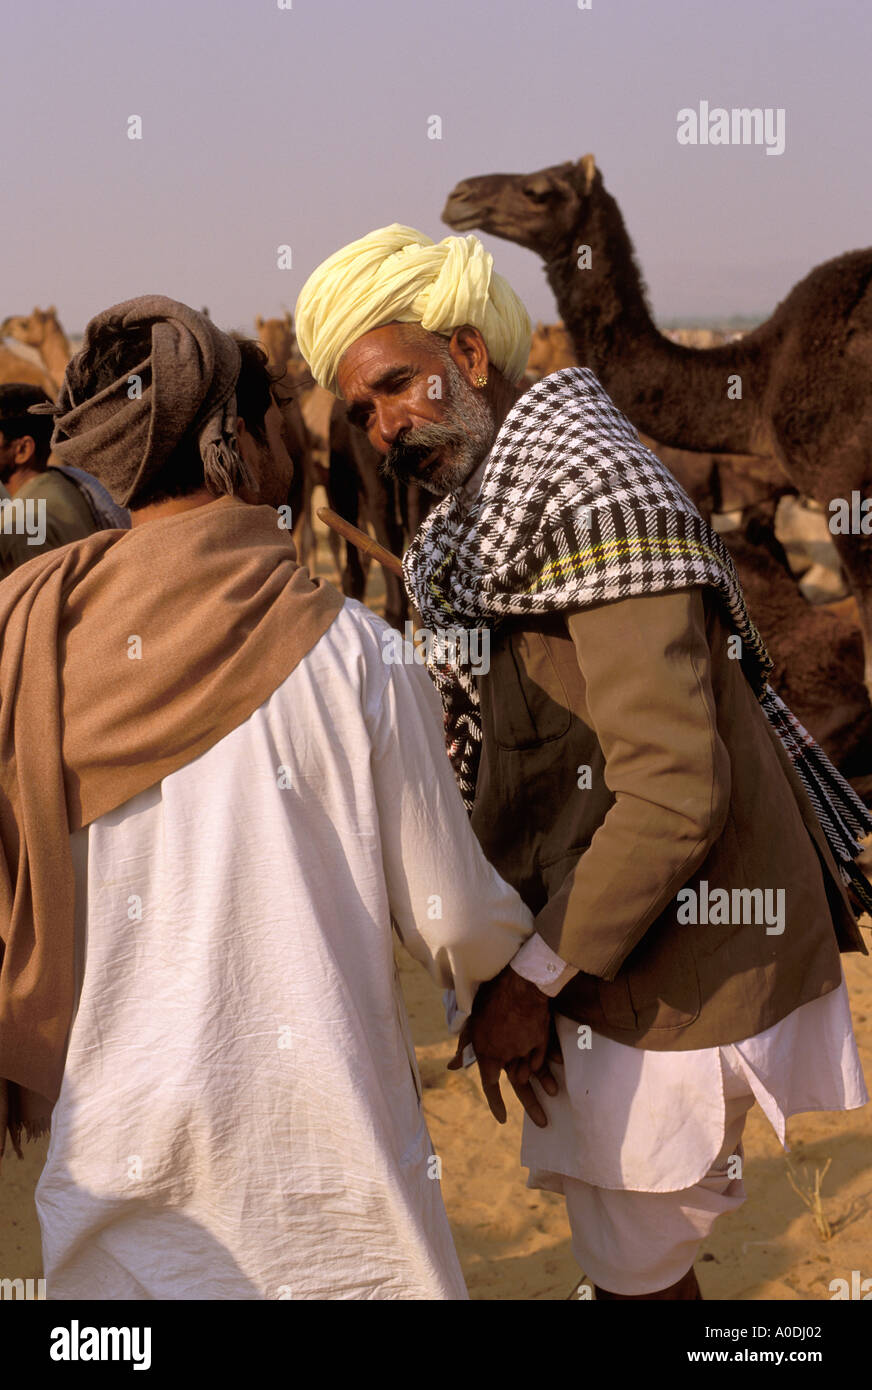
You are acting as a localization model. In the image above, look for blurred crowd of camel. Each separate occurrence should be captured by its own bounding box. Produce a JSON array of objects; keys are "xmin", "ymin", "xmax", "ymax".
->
[{"xmin": 2, "ymin": 153, "xmax": 871, "ymax": 802}]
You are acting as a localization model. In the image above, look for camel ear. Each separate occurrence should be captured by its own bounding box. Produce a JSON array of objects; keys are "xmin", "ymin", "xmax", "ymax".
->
[
  {"xmin": 579, "ymin": 153, "xmax": 598, "ymax": 193},
  {"xmin": 285, "ymin": 311, "xmax": 293, "ymax": 329},
  {"xmin": 48, "ymin": 305, "xmax": 57, "ymax": 317},
  {"xmin": 255, "ymin": 315, "xmax": 264, "ymax": 330}
]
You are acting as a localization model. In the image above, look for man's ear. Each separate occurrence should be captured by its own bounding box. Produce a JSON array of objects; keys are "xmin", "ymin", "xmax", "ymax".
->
[
  {"xmin": 449, "ymin": 324, "xmax": 489, "ymax": 383},
  {"xmin": 14, "ymin": 435, "xmax": 36, "ymax": 465}
]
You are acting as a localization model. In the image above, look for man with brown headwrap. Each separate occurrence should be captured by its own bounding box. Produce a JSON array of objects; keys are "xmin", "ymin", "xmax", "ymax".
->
[{"xmin": 0, "ymin": 295, "xmax": 536, "ymax": 1300}]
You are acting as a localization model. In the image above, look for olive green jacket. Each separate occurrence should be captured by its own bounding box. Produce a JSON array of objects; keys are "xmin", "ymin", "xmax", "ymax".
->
[
  {"xmin": 0, "ymin": 467, "xmax": 96, "ymax": 579},
  {"xmin": 470, "ymin": 587, "xmax": 866, "ymax": 1050}
]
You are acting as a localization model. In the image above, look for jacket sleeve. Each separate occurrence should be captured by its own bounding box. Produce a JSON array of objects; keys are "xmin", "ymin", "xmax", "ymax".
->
[
  {"xmin": 368, "ymin": 639, "xmax": 533, "ymax": 1014},
  {"xmin": 534, "ymin": 587, "xmax": 731, "ymax": 978}
]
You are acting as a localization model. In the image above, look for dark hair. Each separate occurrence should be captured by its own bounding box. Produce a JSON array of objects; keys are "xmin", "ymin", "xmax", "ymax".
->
[
  {"xmin": 231, "ymin": 335, "xmax": 278, "ymax": 446},
  {"xmin": 0, "ymin": 383, "xmax": 55, "ymax": 468},
  {"xmin": 66, "ymin": 321, "xmax": 279, "ymax": 508}
]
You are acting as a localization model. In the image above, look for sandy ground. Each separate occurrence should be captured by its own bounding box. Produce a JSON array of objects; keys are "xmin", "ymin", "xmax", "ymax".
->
[{"xmin": 2, "ymin": 506, "xmax": 870, "ymax": 1300}]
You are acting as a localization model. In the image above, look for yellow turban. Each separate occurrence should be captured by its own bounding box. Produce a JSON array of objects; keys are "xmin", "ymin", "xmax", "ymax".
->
[{"xmin": 294, "ymin": 223, "xmax": 532, "ymax": 396}]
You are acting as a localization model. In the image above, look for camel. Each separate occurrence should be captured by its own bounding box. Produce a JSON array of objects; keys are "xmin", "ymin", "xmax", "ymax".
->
[
  {"xmin": 0, "ymin": 344, "xmax": 56, "ymax": 394},
  {"xmin": 526, "ymin": 322, "xmax": 577, "ymax": 380},
  {"xmin": 254, "ymin": 313, "xmax": 321, "ymax": 571},
  {"xmin": 1, "ymin": 306, "xmax": 71, "ymax": 391},
  {"xmin": 255, "ymin": 312, "xmax": 296, "ymax": 376},
  {"xmin": 720, "ymin": 527, "xmax": 872, "ymax": 804},
  {"xmin": 443, "ymin": 154, "xmax": 872, "ymax": 694},
  {"xmin": 526, "ymin": 322, "xmax": 785, "ymax": 531}
]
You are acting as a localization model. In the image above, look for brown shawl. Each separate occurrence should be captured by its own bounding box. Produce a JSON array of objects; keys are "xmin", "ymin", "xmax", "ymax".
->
[{"xmin": 0, "ymin": 495, "xmax": 343, "ymax": 1161}]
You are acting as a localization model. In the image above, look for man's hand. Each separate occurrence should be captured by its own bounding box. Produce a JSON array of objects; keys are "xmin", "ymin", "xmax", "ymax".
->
[{"xmin": 447, "ymin": 965, "xmax": 561, "ymax": 1127}]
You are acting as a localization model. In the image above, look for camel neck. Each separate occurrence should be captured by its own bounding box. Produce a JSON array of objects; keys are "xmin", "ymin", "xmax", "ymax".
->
[
  {"xmin": 40, "ymin": 325, "xmax": 71, "ymax": 389},
  {"xmin": 544, "ymin": 194, "xmax": 768, "ymax": 455}
]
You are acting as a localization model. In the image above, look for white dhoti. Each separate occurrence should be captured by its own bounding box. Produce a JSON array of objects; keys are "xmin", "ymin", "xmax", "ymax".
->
[{"xmin": 521, "ymin": 972, "xmax": 867, "ymax": 1295}]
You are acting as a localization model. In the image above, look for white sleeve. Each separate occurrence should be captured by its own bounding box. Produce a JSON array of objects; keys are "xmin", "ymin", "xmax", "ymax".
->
[
  {"xmin": 367, "ymin": 639, "xmax": 533, "ymax": 1014},
  {"xmin": 510, "ymin": 933, "xmax": 579, "ymax": 996}
]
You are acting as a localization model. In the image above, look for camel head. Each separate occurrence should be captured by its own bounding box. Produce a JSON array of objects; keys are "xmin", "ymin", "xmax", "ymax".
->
[
  {"xmin": 442, "ymin": 155, "xmax": 602, "ymax": 260},
  {"xmin": 0, "ymin": 305, "xmax": 63, "ymax": 348},
  {"xmin": 256, "ymin": 314, "xmax": 296, "ymax": 371}
]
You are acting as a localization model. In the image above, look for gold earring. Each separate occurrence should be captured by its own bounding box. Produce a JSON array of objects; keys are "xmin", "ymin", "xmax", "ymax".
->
[{"xmin": 475, "ymin": 374, "xmax": 488, "ymax": 388}]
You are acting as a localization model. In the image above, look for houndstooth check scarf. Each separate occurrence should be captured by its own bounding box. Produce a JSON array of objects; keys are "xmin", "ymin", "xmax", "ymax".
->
[{"xmin": 403, "ymin": 367, "xmax": 872, "ymax": 915}]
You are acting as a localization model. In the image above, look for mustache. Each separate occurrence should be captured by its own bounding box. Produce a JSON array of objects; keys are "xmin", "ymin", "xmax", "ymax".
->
[{"xmin": 383, "ymin": 422, "xmax": 463, "ymax": 481}]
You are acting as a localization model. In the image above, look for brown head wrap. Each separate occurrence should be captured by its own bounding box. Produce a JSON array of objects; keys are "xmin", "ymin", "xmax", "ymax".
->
[{"xmin": 44, "ymin": 295, "xmax": 251, "ymax": 507}]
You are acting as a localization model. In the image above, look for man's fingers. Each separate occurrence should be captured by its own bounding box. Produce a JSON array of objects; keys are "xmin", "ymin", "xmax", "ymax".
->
[
  {"xmin": 512, "ymin": 1056, "xmax": 532, "ymax": 1086},
  {"xmin": 478, "ymin": 1056, "xmax": 507, "ymax": 1124},
  {"xmin": 446, "ymin": 1020, "xmax": 471, "ymax": 1071},
  {"xmin": 534, "ymin": 1060, "xmax": 559, "ymax": 1098},
  {"xmin": 508, "ymin": 1074, "xmax": 548, "ymax": 1128}
]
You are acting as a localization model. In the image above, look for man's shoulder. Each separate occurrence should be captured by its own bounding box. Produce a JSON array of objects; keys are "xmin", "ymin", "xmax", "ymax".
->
[
  {"xmin": 23, "ymin": 466, "xmax": 96, "ymax": 526},
  {"xmin": 323, "ymin": 596, "xmax": 396, "ymax": 651},
  {"xmin": 21, "ymin": 466, "xmax": 80, "ymax": 499},
  {"xmin": 301, "ymin": 596, "xmax": 397, "ymax": 682}
]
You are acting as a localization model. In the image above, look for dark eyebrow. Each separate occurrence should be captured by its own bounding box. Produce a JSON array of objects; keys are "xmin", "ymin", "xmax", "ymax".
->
[{"xmin": 345, "ymin": 366, "xmax": 415, "ymax": 428}]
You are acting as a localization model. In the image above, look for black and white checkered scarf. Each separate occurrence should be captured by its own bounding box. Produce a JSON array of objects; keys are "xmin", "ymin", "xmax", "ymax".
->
[{"xmin": 403, "ymin": 367, "xmax": 872, "ymax": 914}]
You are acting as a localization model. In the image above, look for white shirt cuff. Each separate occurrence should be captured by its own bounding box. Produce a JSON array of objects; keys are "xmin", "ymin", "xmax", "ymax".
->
[{"xmin": 510, "ymin": 932, "xmax": 579, "ymax": 997}]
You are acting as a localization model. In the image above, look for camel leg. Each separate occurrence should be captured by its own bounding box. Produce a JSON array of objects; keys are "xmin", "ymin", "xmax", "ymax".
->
[
  {"xmin": 361, "ymin": 467, "xmax": 406, "ymax": 631},
  {"xmin": 830, "ymin": 527, "xmax": 872, "ymax": 697},
  {"xmin": 292, "ymin": 461, "xmax": 317, "ymax": 574},
  {"xmin": 328, "ymin": 450, "xmax": 366, "ymax": 601}
]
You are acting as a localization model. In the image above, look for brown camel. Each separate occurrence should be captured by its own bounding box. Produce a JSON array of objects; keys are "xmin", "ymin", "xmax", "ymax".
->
[
  {"xmin": 443, "ymin": 155, "xmax": 872, "ymax": 694},
  {"xmin": 254, "ymin": 313, "xmax": 321, "ymax": 572},
  {"xmin": 526, "ymin": 324, "xmax": 782, "ymax": 533},
  {"xmin": 255, "ymin": 312, "xmax": 296, "ymax": 376},
  {"xmin": 526, "ymin": 322, "xmax": 577, "ymax": 380},
  {"xmin": 1, "ymin": 306, "xmax": 71, "ymax": 391},
  {"xmin": 0, "ymin": 344, "xmax": 56, "ymax": 394}
]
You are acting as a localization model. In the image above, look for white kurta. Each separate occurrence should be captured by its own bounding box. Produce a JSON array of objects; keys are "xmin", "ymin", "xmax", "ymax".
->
[{"xmin": 35, "ymin": 600, "xmax": 533, "ymax": 1300}]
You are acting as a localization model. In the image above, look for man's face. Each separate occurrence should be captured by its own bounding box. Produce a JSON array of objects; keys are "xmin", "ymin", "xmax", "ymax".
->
[
  {"xmin": 336, "ymin": 323, "xmax": 498, "ymax": 496},
  {"xmin": 237, "ymin": 398, "xmax": 294, "ymax": 509}
]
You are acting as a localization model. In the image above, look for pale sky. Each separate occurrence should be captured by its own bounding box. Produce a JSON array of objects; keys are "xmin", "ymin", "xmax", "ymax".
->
[{"xmin": 2, "ymin": 0, "xmax": 869, "ymax": 338}]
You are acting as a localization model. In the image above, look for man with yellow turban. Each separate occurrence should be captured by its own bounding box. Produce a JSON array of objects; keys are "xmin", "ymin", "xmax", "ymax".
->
[{"xmin": 295, "ymin": 226, "xmax": 870, "ymax": 1302}]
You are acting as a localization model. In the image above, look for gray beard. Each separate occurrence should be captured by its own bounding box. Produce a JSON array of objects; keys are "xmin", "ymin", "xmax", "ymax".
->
[{"xmin": 382, "ymin": 359, "xmax": 497, "ymax": 497}]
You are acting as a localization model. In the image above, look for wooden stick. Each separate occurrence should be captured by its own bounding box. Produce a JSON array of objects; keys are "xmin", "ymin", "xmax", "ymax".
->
[{"xmin": 316, "ymin": 506, "xmax": 404, "ymax": 579}]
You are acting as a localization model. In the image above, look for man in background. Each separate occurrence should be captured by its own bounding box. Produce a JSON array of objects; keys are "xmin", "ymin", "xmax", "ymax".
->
[{"xmin": 0, "ymin": 383, "xmax": 128, "ymax": 577}]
